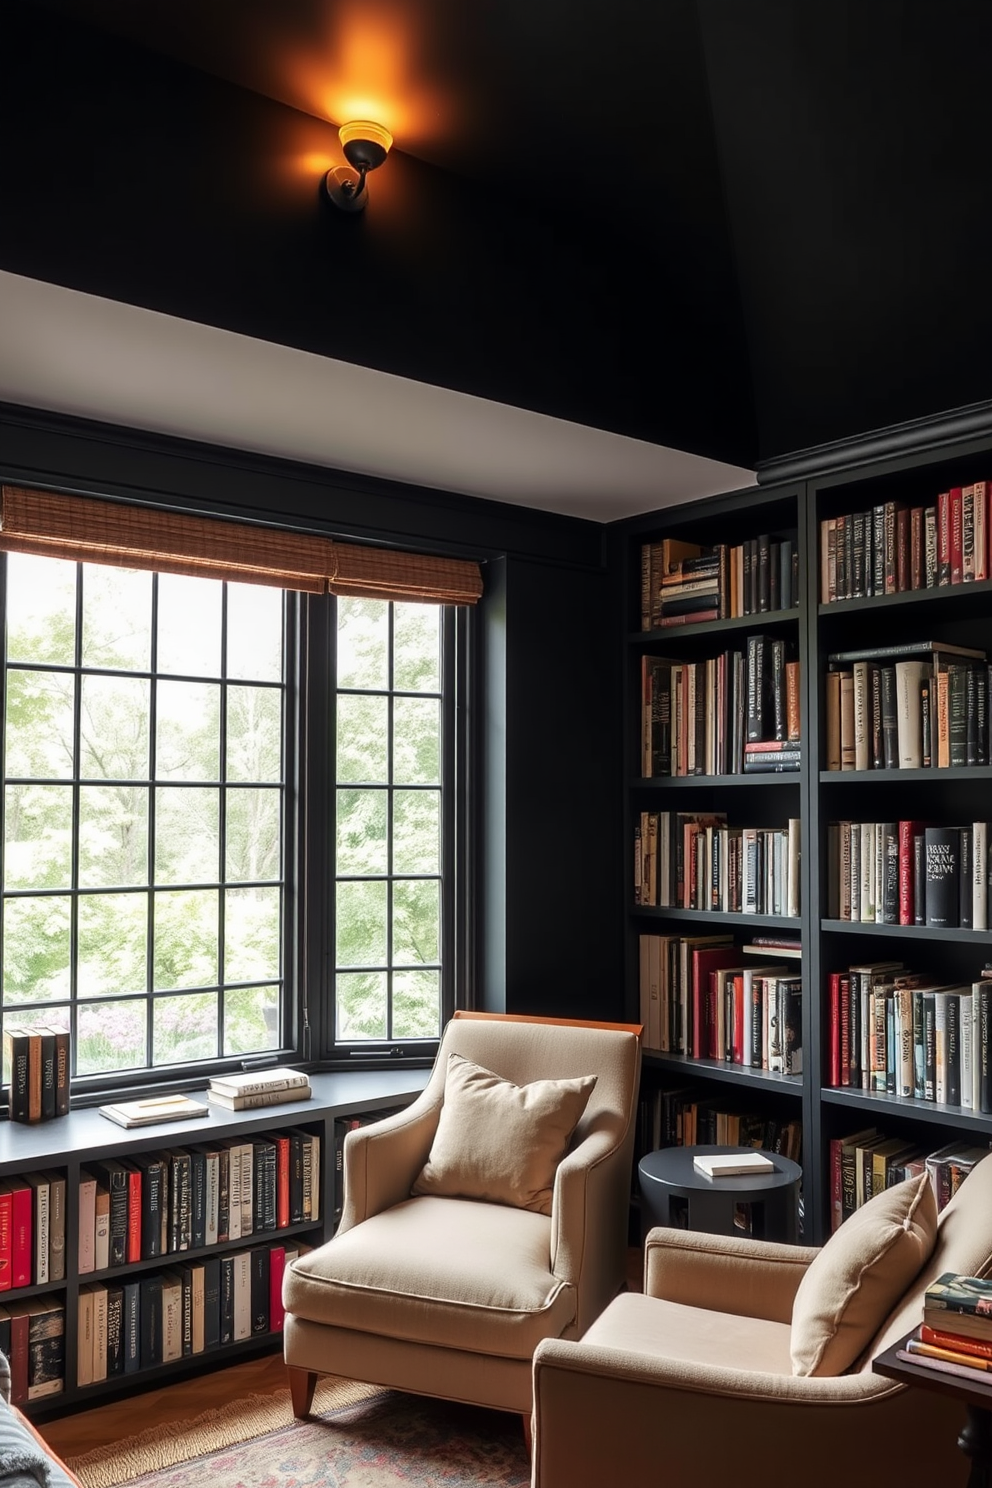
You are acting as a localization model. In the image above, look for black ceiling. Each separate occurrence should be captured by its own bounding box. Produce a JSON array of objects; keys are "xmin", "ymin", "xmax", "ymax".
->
[{"xmin": 3, "ymin": 0, "xmax": 991, "ymax": 472}]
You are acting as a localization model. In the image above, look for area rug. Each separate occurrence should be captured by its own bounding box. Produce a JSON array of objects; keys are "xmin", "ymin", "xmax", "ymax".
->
[{"xmin": 66, "ymin": 1377, "xmax": 531, "ymax": 1488}]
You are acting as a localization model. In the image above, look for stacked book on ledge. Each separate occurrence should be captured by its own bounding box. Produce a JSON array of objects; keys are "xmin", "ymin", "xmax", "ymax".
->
[
  {"xmin": 898, "ymin": 1273, "xmax": 992, "ymax": 1383},
  {"xmin": 206, "ymin": 1067, "xmax": 312, "ymax": 1111}
]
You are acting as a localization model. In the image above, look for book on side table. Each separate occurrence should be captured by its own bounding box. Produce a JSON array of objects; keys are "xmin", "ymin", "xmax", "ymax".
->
[{"xmin": 693, "ymin": 1151, "xmax": 776, "ymax": 1179}]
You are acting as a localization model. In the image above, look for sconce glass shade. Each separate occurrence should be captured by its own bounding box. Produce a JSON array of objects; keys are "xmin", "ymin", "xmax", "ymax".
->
[{"xmin": 338, "ymin": 120, "xmax": 393, "ymax": 172}]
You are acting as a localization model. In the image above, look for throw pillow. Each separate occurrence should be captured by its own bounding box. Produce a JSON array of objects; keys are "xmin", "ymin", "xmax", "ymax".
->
[
  {"xmin": 791, "ymin": 1170, "xmax": 938, "ymax": 1376},
  {"xmin": 411, "ymin": 1052, "xmax": 596, "ymax": 1215}
]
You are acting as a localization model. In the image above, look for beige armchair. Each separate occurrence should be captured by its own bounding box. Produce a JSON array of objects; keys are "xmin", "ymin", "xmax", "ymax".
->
[
  {"xmin": 282, "ymin": 1012, "xmax": 642, "ymax": 1422},
  {"xmin": 531, "ymin": 1151, "xmax": 992, "ymax": 1488}
]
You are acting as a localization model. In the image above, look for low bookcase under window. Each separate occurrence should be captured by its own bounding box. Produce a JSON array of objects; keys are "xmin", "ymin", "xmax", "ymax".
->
[{"xmin": 0, "ymin": 1069, "xmax": 426, "ymax": 1418}]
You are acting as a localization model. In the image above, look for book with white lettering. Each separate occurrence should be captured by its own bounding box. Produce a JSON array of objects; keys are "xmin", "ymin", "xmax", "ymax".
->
[
  {"xmin": 693, "ymin": 1151, "xmax": 776, "ymax": 1179},
  {"xmin": 208, "ymin": 1067, "xmax": 311, "ymax": 1098}
]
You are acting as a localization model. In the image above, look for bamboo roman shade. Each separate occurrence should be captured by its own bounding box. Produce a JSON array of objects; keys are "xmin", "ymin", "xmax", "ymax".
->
[{"xmin": 0, "ymin": 486, "xmax": 483, "ymax": 605}]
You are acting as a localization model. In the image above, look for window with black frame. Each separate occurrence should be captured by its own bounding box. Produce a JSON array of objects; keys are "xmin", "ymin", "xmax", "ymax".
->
[{"xmin": 0, "ymin": 485, "xmax": 481, "ymax": 1096}]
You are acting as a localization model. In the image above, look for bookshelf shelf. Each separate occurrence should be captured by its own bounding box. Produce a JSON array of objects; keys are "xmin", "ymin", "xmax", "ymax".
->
[{"xmin": 620, "ymin": 439, "xmax": 992, "ymax": 1241}]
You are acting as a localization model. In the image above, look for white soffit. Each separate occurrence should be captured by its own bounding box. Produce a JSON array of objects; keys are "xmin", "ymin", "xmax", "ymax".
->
[{"xmin": 0, "ymin": 271, "xmax": 755, "ymax": 522}]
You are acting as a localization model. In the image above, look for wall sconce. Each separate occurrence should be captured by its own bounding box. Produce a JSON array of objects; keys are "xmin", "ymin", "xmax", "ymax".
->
[{"xmin": 324, "ymin": 121, "xmax": 393, "ymax": 213}]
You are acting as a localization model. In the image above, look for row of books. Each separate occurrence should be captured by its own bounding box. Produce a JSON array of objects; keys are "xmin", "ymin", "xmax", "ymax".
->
[
  {"xmin": 639, "ymin": 638, "xmax": 800, "ymax": 778},
  {"xmin": 826, "ymin": 820, "xmax": 992, "ymax": 930},
  {"xmin": 636, "ymin": 1085, "xmax": 802, "ymax": 1165},
  {"xmin": 640, "ymin": 535, "xmax": 799, "ymax": 630},
  {"xmin": 76, "ymin": 1239, "xmax": 309, "ymax": 1390},
  {"xmin": 825, "ymin": 964, "xmax": 992, "ymax": 1110},
  {"xmin": 0, "ymin": 1171, "xmax": 65, "ymax": 1290},
  {"xmin": 634, "ymin": 811, "xmax": 801, "ymax": 916},
  {"xmin": 638, "ymin": 933, "xmax": 802, "ymax": 1072},
  {"xmin": 77, "ymin": 1129, "xmax": 321, "ymax": 1275},
  {"xmin": 3, "ymin": 1024, "xmax": 70, "ymax": 1124},
  {"xmin": 333, "ymin": 1110, "xmax": 404, "ymax": 1230},
  {"xmin": 825, "ymin": 640, "xmax": 989, "ymax": 773},
  {"xmin": 819, "ymin": 482, "xmax": 991, "ymax": 604},
  {"xmin": 829, "ymin": 1131, "xmax": 987, "ymax": 1231}
]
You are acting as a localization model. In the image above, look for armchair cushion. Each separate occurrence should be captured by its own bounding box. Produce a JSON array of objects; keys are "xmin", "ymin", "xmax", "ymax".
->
[
  {"xmin": 411, "ymin": 1052, "xmax": 596, "ymax": 1215},
  {"xmin": 791, "ymin": 1170, "xmax": 937, "ymax": 1377}
]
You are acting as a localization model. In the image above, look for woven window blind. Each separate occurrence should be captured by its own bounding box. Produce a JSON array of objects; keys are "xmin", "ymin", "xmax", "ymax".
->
[{"xmin": 0, "ymin": 486, "xmax": 483, "ymax": 605}]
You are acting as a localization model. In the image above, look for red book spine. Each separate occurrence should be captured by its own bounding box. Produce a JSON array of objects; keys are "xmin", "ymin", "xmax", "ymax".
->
[
  {"xmin": 0, "ymin": 1192, "xmax": 11, "ymax": 1292},
  {"xmin": 828, "ymin": 973, "xmax": 841, "ymax": 1087},
  {"xmin": 268, "ymin": 1246, "xmax": 286, "ymax": 1333},
  {"xmin": 9, "ymin": 1185, "xmax": 31, "ymax": 1289},
  {"xmin": 895, "ymin": 507, "xmax": 910, "ymax": 591},
  {"xmin": 274, "ymin": 1137, "xmax": 290, "ymax": 1229},
  {"xmin": 706, "ymin": 971, "xmax": 721, "ymax": 1060},
  {"xmin": 922, "ymin": 1324, "xmax": 992, "ymax": 1359},
  {"xmin": 950, "ymin": 487, "xmax": 964, "ymax": 584},
  {"xmin": 898, "ymin": 820, "xmax": 917, "ymax": 926},
  {"xmin": 127, "ymin": 1170, "xmax": 142, "ymax": 1264},
  {"xmin": 910, "ymin": 506, "xmax": 924, "ymax": 590},
  {"xmin": 691, "ymin": 959, "xmax": 706, "ymax": 1060},
  {"xmin": 7, "ymin": 1308, "xmax": 28, "ymax": 1404},
  {"xmin": 839, "ymin": 975, "xmax": 851, "ymax": 1086}
]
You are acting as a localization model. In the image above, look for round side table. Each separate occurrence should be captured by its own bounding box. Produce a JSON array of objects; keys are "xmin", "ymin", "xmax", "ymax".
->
[{"xmin": 638, "ymin": 1144, "xmax": 802, "ymax": 1243}]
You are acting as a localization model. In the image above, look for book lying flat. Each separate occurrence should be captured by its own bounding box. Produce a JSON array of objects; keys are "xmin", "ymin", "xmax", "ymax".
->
[
  {"xmin": 693, "ymin": 1151, "xmax": 776, "ymax": 1178},
  {"xmin": 206, "ymin": 1084, "xmax": 312, "ymax": 1111},
  {"xmin": 98, "ymin": 1095, "xmax": 211, "ymax": 1129},
  {"xmin": 208, "ymin": 1067, "xmax": 311, "ymax": 1098}
]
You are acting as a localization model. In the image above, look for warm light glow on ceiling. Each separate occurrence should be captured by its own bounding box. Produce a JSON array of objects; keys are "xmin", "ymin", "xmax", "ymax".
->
[{"xmin": 283, "ymin": 1, "xmax": 450, "ymax": 151}]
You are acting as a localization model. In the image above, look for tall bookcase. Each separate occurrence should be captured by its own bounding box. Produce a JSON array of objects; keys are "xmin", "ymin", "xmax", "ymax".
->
[{"xmin": 620, "ymin": 422, "xmax": 992, "ymax": 1244}]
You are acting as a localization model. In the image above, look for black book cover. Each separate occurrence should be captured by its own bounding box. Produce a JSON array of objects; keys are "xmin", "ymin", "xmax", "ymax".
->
[
  {"xmin": 38, "ymin": 1030, "xmax": 56, "ymax": 1122},
  {"xmin": 4, "ymin": 1029, "xmax": 31, "ymax": 1123},
  {"xmin": 132, "ymin": 1154, "xmax": 165, "ymax": 1260},
  {"xmin": 770, "ymin": 639, "xmax": 786, "ymax": 741},
  {"xmin": 745, "ymin": 538, "xmax": 758, "ymax": 613},
  {"xmin": 779, "ymin": 539, "xmax": 793, "ymax": 609},
  {"xmin": 189, "ymin": 1149, "xmax": 206, "ymax": 1250},
  {"xmin": 93, "ymin": 1161, "xmax": 129, "ymax": 1269},
  {"xmin": 50, "ymin": 1027, "xmax": 70, "ymax": 1118},
  {"xmin": 203, "ymin": 1256, "xmax": 221, "ymax": 1351},
  {"xmin": 167, "ymin": 1151, "xmax": 192, "ymax": 1253},
  {"xmin": 850, "ymin": 511, "xmax": 866, "ymax": 597},
  {"xmin": 105, "ymin": 1285, "xmax": 125, "ymax": 1376},
  {"xmin": 960, "ymin": 827, "xmax": 974, "ymax": 929},
  {"xmin": 756, "ymin": 533, "xmax": 771, "ymax": 611},
  {"xmin": 967, "ymin": 666, "xmax": 980, "ymax": 766},
  {"xmin": 980, "ymin": 984, "xmax": 992, "ymax": 1116},
  {"xmin": 746, "ymin": 635, "xmax": 771, "ymax": 743},
  {"xmin": 691, "ymin": 661, "xmax": 706, "ymax": 775},
  {"xmin": 139, "ymin": 1275, "xmax": 163, "ymax": 1370},
  {"xmin": 842, "ymin": 515, "xmax": 854, "ymax": 599},
  {"xmin": 912, "ymin": 989, "xmax": 926, "ymax": 1100},
  {"xmin": 976, "ymin": 669, "xmax": 989, "ymax": 765},
  {"xmin": 946, "ymin": 993, "xmax": 961, "ymax": 1106},
  {"xmin": 870, "ymin": 665, "xmax": 883, "ymax": 768},
  {"xmin": 921, "ymin": 679, "xmax": 932, "ymax": 767},
  {"xmin": 219, "ymin": 1256, "xmax": 235, "ymax": 1346},
  {"xmin": 216, "ymin": 1147, "xmax": 230, "ymax": 1245},
  {"xmin": 769, "ymin": 539, "xmax": 781, "ymax": 611},
  {"xmin": 925, "ymin": 827, "xmax": 961, "ymax": 928},
  {"xmin": 250, "ymin": 1247, "xmax": 270, "ymax": 1334},
  {"xmin": 923, "ymin": 993, "xmax": 937, "ymax": 1102},
  {"xmin": 27, "ymin": 1298, "xmax": 64, "ymax": 1396},
  {"xmin": 122, "ymin": 1281, "xmax": 141, "ymax": 1374},
  {"xmin": 0, "ymin": 1311, "xmax": 10, "ymax": 1365},
  {"xmin": 882, "ymin": 825, "xmax": 899, "ymax": 924},
  {"xmin": 948, "ymin": 665, "xmax": 969, "ymax": 768},
  {"xmin": 288, "ymin": 1134, "xmax": 304, "ymax": 1225},
  {"xmin": 879, "ymin": 666, "xmax": 898, "ymax": 769},
  {"xmin": 885, "ymin": 993, "xmax": 896, "ymax": 1094}
]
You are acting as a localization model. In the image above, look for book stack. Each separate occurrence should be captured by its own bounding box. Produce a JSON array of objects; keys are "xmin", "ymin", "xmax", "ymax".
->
[
  {"xmin": 825, "ymin": 962, "xmax": 992, "ymax": 1108},
  {"xmin": 206, "ymin": 1067, "xmax": 312, "ymax": 1111},
  {"xmin": 639, "ymin": 638, "xmax": 800, "ymax": 778},
  {"xmin": 635, "ymin": 811, "xmax": 801, "ymax": 917},
  {"xmin": 825, "ymin": 641, "xmax": 989, "ymax": 773},
  {"xmin": 826, "ymin": 820, "xmax": 992, "ymax": 930},
  {"xmin": 77, "ymin": 1128, "xmax": 321, "ymax": 1275},
  {"xmin": 896, "ymin": 1272, "xmax": 992, "ymax": 1383},
  {"xmin": 640, "ymin": 535, "xmax": 799, "ymax": 630},
  {"xmin": 75, "ymin": 1238, "xmax": 311, "ymax": 1386},
  {"xmin": 820, "ymin": 482, "xmax": 991, "ymax": 604},
  {"xmin": 827, "ymin": 1131, "xmax": 988, "ymax": 1232},
  {"xmin": 3, "ymin": 1024, "xmax": 70, "ymax": 1124}
]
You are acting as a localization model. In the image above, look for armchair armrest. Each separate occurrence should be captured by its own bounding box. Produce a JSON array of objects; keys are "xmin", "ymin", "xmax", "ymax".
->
[
  {"xmin": 644, "ymin": 1225, "xmax": 819, "ymax": 1323},
  {"xmin": 551, "ymin": 1120, "xmax": 634, "ymax": 1336},
  {"xmin": 338, "ymin": 1093, "xmax": 441, "ymax": 1232}
]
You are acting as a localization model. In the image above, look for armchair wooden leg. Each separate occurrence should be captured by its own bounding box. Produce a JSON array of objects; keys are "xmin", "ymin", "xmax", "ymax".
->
[{"xmin": 289, "ymin": 1366, "xmax": 318, "ymax": 1419}]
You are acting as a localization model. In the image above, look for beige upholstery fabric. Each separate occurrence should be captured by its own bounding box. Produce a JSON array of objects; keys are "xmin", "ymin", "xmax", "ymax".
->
[
  {"xmin": 531, "ymin": 1155, "xmax": 992, "ymax": 1488},
  {"xmin": 282, "ymin": 1014, "xmax": 641, "ymax": 1416},
  {"xmin": 791, "ymin": 1171, "xmax": 937, "ymax": 1376},
  {"xmin": 411, "ymin": 1053, "xmax": 596, "ymax": 1215}
]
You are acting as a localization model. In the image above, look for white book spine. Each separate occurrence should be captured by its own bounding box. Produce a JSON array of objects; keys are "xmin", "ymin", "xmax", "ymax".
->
[
  {"xmin": 788, "ymin": 818, "xmax": 801, "ymax": 918},
  {"xmin": 240, "ymin": 1144, "xmax": 253, "ymax": 1236},
  {"xmin": 78, "ymin": 1179, "xmax": 96, "ymax": 1275},
  {"xmin": 961, "ymin": 994, "xmax": 974, "ymax": 1110},
  {"xmin": 310, "ymin": 1135, "xmax": 321, "ymax": 1223},
  {"xmin": 77, "ymin": 1288, "xmax": 94, "ymax": 1388},
  {"xmin": 974, "ymin": 821, "xmax": 988, "ymax": 932},
  {"xmin": 162, "ymin": 1277, "xmax": 183, "ymax": 1363},
  {"xmin": 853, "ymin": 662, "xmax": 870, "ymax": 771},
  {"xmin": 934, "ymin": 992, "xmax": 948, "ymax": 1104},
  {"xmin": 233, "ymin": 1253, "xmax": 252, "ymax": 1341},
  {"xmin": 204, "ymin": 1152, "xmax": 219, "ymax": 1246},
  {"xmin": 94, "ymin": 1197, "xmax": 110, "ymax": 1272},
  {"xmin": 895, "ymin": 660, "xmax": 926, "ymax": 768},
  {"xmin": 34, "ymin": 1183, "xmax": 50, "ymax": 1286},
  {"xmin": 850, "ymin": 821, "xmax": 861, "ymax": 922},
  {"xmin": 192, "ymin": 1264, "xmax": 205, "ymax": 1354},
  {"xmin": 860, "ymin": 821, "xmax": 875, "ymax": 922},
  {"xmin": 228, "ymin": 1149, "xmax": 242, "ymax": 1241}
]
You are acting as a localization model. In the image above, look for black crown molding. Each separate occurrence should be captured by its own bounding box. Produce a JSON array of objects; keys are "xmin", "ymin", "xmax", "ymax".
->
[{"xmin": 756, "ymin": 399, "xmax": 992, "ymax": 486}]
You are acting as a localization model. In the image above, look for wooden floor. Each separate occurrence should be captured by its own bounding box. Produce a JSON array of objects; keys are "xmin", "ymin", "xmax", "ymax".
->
[{"xmin": 41, "ymin": 1247, "xmax": 646, "ymax": 1461}]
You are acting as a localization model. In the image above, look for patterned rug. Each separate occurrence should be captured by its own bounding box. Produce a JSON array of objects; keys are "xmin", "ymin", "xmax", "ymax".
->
[{"xmin": 67, "ymin": 1379, "xmax": 532, "ymax": 1488}]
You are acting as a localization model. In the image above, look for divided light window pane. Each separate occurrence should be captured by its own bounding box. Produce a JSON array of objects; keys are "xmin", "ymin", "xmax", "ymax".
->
[
  {"xmin": 334, "ymin": 599, "xmax": 444, "ymax": 1046},
  {"xmin": 0, "ymin": 556, "xmax": 286, "ymax": 1082}
]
